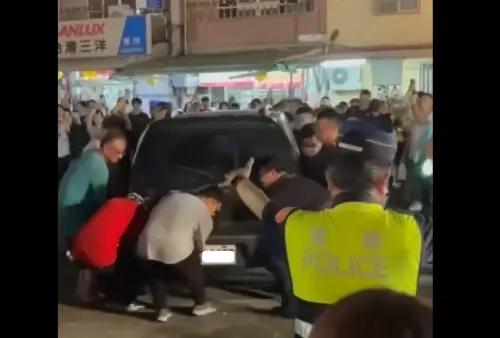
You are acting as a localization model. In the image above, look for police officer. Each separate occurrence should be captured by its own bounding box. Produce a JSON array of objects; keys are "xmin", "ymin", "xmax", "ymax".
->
[{"xmin": 224, "ymin": 118, "xmax": 429, "ymax": 338}]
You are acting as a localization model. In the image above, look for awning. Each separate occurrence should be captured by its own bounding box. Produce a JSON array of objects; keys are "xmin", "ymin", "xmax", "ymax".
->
[
  {"xmin": 117, "ymin": 44, "xmax": 432, "ymax": 75},
  {"xmin": 117, "ymin": 47, "xmax": 324, "ymax": 75},
  {"xmin": 314, "ymin": 44, "xmax": 433, "ymax": 62},
  {"xmin": 58, "ymin": 56, "xmax": 144, "ymax": 72}
]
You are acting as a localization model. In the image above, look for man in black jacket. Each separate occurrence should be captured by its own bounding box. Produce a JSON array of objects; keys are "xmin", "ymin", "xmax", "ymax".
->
[
  {"xmin": 128, "ymin": 97, "xmax": 150, "ymax": 145},
  {"xmin": 257, "ymin": 157, "xmax": 331, "ymax": 210},
  {"xmin": 301, "ymin": 108, "xmax": 341, "ymax": 188},
  {"xmin": 251, "ymin": 157, "xmax": 331, "ymax": 317},
  {"xmin": 298, "ymin": 123, "xmax": 324, "ymax": 187}
]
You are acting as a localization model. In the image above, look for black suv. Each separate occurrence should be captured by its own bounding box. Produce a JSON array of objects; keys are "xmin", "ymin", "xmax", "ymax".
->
[{"xmin": 131, "ymin": 110, "xmax": 298, "ymax": 272}]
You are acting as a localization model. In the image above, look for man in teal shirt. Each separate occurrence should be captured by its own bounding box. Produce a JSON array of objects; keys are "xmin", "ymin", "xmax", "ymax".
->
[{"xmin": 58, "ymin": 129, "xmax": 127, "ymax": 249}]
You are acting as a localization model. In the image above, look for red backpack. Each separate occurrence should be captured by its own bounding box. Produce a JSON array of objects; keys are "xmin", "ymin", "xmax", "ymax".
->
[{"xmin": 71, "ymin": 193, "xmax": 144, "ymax": 268}]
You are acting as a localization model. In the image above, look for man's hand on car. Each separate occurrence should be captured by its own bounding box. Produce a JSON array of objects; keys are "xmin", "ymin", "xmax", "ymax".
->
[{"xmin": 220, "ymin": 157, "xmax": 255, "ymax": 186}]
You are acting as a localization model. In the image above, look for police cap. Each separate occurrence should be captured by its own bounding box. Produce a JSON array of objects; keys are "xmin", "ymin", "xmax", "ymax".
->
[
  {"xmin": 338, "ymin": 117, "xmax": 397, "ymax": 165},
  {"xmin": 153, "ymin": 101, "xmax": 171, "ymax": 111}
]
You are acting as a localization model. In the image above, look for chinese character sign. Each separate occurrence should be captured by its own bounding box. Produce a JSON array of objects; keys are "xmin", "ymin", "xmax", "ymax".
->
[{"xmin": 58, "ymin": 16, "xmax": 150, "ymax": 59}]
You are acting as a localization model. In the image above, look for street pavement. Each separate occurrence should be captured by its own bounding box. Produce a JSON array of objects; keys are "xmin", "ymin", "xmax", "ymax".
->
[{"xmin": 58, "ymin": 257, "xmax": 432, "ymax": 338}]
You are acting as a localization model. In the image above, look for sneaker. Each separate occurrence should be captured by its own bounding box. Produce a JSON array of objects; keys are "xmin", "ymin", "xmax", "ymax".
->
[
  {"xmin": 156, "ymin": 308, "xmax": 173, "ymax": 323},
  {"xmin": 192, "ymin": 302, "xmax": 217, "ymax": 316},
  {"xmin": 126, "ymin": 302, "xmax": 145, "ymax": 312}
]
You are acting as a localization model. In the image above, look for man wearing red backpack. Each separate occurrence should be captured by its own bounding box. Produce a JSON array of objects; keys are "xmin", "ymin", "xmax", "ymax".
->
[{"xmin": 69, "ymin": 193, "xmax": 149, "ymax": 308}]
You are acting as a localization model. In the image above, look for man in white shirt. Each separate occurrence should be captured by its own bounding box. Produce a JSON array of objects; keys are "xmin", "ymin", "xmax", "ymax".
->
[
  {"xmin": 404, "ymin": 81, "xmax": 433, "ymax": 211},
  {"xmin": 136, "ymin": 186, "xmax": 222, "ymax": 322}
]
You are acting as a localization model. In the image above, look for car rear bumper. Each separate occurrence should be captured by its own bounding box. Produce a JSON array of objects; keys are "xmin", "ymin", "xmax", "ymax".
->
[{"xmin": 206, "ymin": 234, "xmax": 259, "ymax": 269}]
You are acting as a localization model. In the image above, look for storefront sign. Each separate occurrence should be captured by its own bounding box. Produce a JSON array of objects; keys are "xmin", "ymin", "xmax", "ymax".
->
[
  {"xmin": 199, "ymin": 71, "xmax": 303, "ymax": 88},
  {"xmin": 58, "ymin": 16, "xmax": 150, "ymax": 59}
]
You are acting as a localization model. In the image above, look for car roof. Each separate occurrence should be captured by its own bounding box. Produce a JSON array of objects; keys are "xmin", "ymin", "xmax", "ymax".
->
[
  {"xmin": 132, "ymin": 109, "xmax": 298, "ymax": 164},
  {"xmin": 174, "ymin": 109, "xmax": 289, "ymax": 122}
]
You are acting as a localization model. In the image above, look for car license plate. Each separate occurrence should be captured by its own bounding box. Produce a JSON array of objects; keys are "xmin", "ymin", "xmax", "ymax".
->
[{"xmin": 201, "ymin": 245, "xmax": 236, "ymax": 265}]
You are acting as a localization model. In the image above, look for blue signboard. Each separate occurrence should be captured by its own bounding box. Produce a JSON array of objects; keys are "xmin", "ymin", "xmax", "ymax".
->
[{"xmin": 118, "ymin": 16, "xmax": 147, "ymax": 55}]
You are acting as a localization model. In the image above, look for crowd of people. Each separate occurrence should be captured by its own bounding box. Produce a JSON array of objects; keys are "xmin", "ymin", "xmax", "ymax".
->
[{"xmin": 58, "ymin": 81, "xmax": 433, "ymax": 338}]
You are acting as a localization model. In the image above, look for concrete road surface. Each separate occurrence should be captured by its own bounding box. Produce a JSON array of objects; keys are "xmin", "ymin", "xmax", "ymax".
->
[{"xmin": 58, "ymin": 258, "xmax": 432, "ymax": 338}]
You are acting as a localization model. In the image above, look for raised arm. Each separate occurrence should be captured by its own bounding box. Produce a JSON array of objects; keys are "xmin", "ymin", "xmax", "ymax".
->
[
  {"xmin": 221, "ymin": 158, "xmax": 272, "ymax": 219},
  {"xmin": 85, "ymin": 109, "xmax": 96, "ymax": 136},
  {"xmin": 60, "ymin": 111, "xmax": 72, "ymax": 136},
  {"xmin": 405, "ymin": 80, "xmax": 428, "ymax": 124},
  {"xmin": 114, "ymin": 109, "xmax": 133, "ymax": 131},
  {"xmin": 122, "ymin": 113, "xmax": 132, "ymax": 131},
  {"xmin": 233, "ymin": 177, "xmax": 271, "ymax": 220}
]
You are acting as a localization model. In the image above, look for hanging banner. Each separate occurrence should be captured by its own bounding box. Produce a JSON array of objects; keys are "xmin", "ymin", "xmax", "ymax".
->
[{"xmin": 58, "ymin": 15, "xmax": 151, "ymax": 59}]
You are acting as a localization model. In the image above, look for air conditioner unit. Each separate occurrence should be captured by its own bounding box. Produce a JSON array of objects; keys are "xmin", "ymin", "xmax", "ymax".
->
[
  {"xmin": 327, "ymin": 66, "xmax": 362, "ymax": 91},
  {"xmin": 108, "ymin": 5, "xmax": 134, "ymax": 17}
]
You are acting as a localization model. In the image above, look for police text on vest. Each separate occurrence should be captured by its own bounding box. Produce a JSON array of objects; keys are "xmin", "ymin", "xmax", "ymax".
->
[{"xmin": 302, "ymin": 252, "xmax": 388, "ymax": 278}]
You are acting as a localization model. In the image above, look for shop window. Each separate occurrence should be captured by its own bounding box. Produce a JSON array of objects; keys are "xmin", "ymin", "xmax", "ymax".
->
[
  {"xmin": 217, "ymin": 0, "xmax": 313, "ymax": 19},
  {"xmin": 373, "ymin": 0, "xmax": 420, "ymax": 15},
  {"xmin": 120, "ymin": 0, "xmax": 137, "ymax": 11},
  {"xmin": 87, "ymin": 0, "xmax": 105, "ymax": 18},
  {"xmin": 419, "ymin": 64, "xmax": 433, "ymax": 94}
]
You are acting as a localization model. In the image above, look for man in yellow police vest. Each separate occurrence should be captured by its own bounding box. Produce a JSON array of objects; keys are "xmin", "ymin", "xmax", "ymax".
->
[{"xmin": 224, "ymin": 117, "xmax": 429, "ymax": 338}]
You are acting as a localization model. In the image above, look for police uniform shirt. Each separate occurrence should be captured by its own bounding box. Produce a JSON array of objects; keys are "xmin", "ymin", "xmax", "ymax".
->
[
  {"xmin": 261, "ymin": 118, "xmax": 429, "ymax": 338},
  {"xmin": 263, "ymin": 198, "xmax": 429, "ymax": 338}
]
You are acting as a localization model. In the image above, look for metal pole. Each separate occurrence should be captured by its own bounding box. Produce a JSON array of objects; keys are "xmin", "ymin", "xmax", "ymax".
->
[{"xmin": 288, "ymin": 70, "xmax": 294, "ymax": 98}]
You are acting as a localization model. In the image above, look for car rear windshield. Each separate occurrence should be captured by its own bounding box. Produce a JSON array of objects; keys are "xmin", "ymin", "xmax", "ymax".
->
[{"xmin": 130, "ymin": 118, "xmax": 297, "ymax": 195}]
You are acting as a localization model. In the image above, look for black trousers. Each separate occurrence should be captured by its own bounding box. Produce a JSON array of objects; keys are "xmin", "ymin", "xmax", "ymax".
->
[
  {"xmin": 144, "ymin": 249, "xmax": 206, "ymax": 310},
  {"xmin": 73, "ymin": 266, "xmax": 102, "ymax": 303},
  {"xmin": 265, "ymin": 257, "xmax": 295, "ymax": 312},
  {"xmin": 99, "ymin": 252, "xmax": 145, "ymax": 305},
  {"xmin": 69, "ymin": 242, "xmax": 144, "ymax": 305}
]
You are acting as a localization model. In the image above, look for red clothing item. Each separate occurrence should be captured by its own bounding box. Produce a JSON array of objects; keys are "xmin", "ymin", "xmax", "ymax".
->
[
  {"xmin": 72, "ymin": 198, "xmax": 139, "ymax": 268},
  {"xmin": 120, "ymin": 206, "xmax": 149, "ymax": 250}
]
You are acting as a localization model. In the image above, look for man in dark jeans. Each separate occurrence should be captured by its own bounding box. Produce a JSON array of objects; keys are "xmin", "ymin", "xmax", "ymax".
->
[
  {"xmin": 136, "ymin": 189, "xmax": 221, "ymax": 322},
  {"xmin": 99, "ymin": 249, "xmax": 146, "ymax": 311},
  {"xmin": 67, "ymin": 235, "xmax": 146, "ymax": 309},
  {"xmin": 249, "ymin": 157, "xmax": 331, "ymax": 317},
  {"xmin": 144, "ymin": 249, "xmax": 206, "ymax": 316}
]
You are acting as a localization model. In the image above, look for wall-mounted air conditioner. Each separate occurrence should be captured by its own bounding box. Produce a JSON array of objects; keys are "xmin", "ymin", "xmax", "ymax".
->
[{"xmin": 328, "ymin": 66, "xmax": 362, "ymax": 91}]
